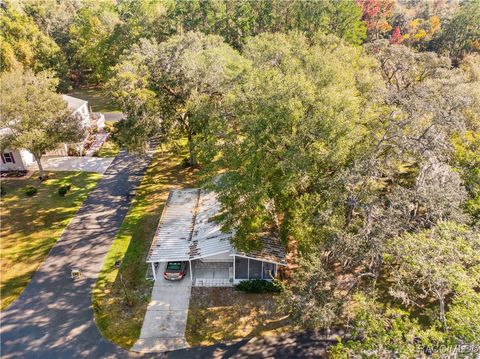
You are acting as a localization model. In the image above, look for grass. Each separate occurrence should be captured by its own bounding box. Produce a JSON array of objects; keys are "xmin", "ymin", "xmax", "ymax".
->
[
  {"xmin": 94, "ymin": 123, "xmax": 120, "ymax": 158},
  {"xmin": 94, "ymin": 140, "xmax": 120, "ymax": 158},
  {"xmin": 68, "ymin": 86, "xmax": 120, "ymax": 113},
  {"xmin": 92, "ymin": 143, "xmax": 198, "ymax": 349},
  {"xmin": 186, "ymin": 287, "xmax": 292, "ymax": 346},
  {"xmin": 0, "ymin": 172, "xmax": 101, "ymax": 310}
]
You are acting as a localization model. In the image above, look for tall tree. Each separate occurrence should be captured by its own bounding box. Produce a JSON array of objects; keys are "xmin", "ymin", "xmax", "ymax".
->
[
  {"xmin": 386, "ymin": 222, "xmax": 480, "ymax": 332},
  {"xmin": 0, "ymin": 1, "xmax": 68, "ymax": 88},
  {"xmin": 68, "ymin": 0, "xmax": 120, "ymax": 83},
  {"xmin": 0, "ymin": 69, "xmax": 84, "ymax": 179},
  {"xmin": 109, "ymin": 32, "xmax": 248, "ymax": 165},
  {"xmin": 435, "ymin": 0, "xmax": 480, "ymax": 64},
  {"xmin": 203, "ymin": 32, "xmax": 383, "ymax": 253}
]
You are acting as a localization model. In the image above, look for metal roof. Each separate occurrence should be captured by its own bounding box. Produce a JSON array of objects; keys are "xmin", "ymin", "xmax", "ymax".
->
[
  {"xmin": 146, "ymin": 189, "xmax": 287, "ymax": 265},
  {"xmin": 190, "ymin": 190, "xmax": 233, "ymax": 259},
  {"xmin": 147, "ymin": 189, "xmax": 199, "ymax": 262},
  {"xmin": 61, "ymin": 95, "xmax": 88, "ymax": 112}
]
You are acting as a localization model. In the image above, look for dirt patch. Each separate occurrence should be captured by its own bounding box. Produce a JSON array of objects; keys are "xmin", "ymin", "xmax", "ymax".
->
[{"xmin": 186, "ymin": 287, "xmax": 292, "ymax": 346}]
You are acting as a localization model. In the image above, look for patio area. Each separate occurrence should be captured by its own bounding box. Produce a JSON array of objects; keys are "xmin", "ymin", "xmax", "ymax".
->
[{"xmin": 192, "ymin": 261, "xmax": 232, "ymax": 287}]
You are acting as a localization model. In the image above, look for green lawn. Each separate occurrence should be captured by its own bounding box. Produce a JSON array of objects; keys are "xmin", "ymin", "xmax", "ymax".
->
[
  {"xmin": 94, "ymin": 139, "xmax": 120, "ymax": 158},
  {"xmin": 0, "ymin": 172, "xmax": 101, "ymax": 310},
  {"xmin": 93, "ymin": 143, "xmax": 198, "ymax": 349},
  {"xmin": 68, "ymin": 86, "xmax": 121, "ymax": 113},
  {"xmin": 94, "ymin": 123, "xmax": 120, "ymax": 158}
]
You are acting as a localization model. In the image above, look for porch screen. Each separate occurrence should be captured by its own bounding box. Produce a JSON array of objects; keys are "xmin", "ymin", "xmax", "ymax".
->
[
  {"xmin": 249, "ymin": 259, "xmax": 262, "ymax": 279},
  {"xmin": 262, "ymin": 262, "xmax": 276, "ymax": 279},
  {"xmin": 235, "ymin": 257, "xmax": 248, "ymax": 279}
]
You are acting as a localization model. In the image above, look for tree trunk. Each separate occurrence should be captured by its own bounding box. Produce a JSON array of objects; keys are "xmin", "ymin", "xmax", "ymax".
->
[
  {"xmin": 438, "ymin": 294, "xmax": 448, "ymax": 332},
  {"xmin": 187, "ymin": 129, "xmax": 197, "ymax": 167},
  {"xmin": 34, "ymin": 153, "xmax": 46, "ymax": 180}
]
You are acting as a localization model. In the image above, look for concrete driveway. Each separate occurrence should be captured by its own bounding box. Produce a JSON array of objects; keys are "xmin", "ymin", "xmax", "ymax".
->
[
  {"xmin": 30, "ymin": 156, "xmax": 114, "ymax": 173},
  {"xmin": 132, "ymin": 263, "xmax": 192, "ymax": 353}
]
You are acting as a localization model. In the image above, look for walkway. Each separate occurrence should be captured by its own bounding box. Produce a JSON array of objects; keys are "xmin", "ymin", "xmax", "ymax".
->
[
  {"xmin": 132, "ymin": 263, "xmax": 191, "ymax": 353},
  {"xmin": 30, "ymin": 156, "xmax": 114, "ymax": 173},
  {"xmin": 85, "ymin": 132, "xmax": 110, "ymax": 157},
  {"xmin": 0, "ymin": 152, "xmax": 152, "ymax": 359}
]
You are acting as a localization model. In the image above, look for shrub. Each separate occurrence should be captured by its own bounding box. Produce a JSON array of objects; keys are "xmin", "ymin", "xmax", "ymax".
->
[
  {"xmin": 181, "ymin": 157, "xmax": 191, "ymax": 168},
  {"xmin": 1, "ymin": 185, "xmax": 5, "ymax": 196},
  {"xmin": 234, "ymin": 279, "xmax": 283, "ymax": 294},
  {"xmin": 25, "ymin": 186, "xmax": 37, "ymax": 196},
  {"xmin": 58, "ymin": 184, "xmax": 71, "ymax": 197}
]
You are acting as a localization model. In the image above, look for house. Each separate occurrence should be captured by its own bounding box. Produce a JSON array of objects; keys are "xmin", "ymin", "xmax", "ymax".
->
[
  {"xmin": 1, "ymin": 94, "xmax": 104, "ymax": 172},
  {"xmin": 146, "ymin": 188, "xmax": 287, "ymax": 286},
  {"xmin": 61, "ymin": 95, "xmax": 90, "ymax": 127},
  {"xmin": 0, "ymin": 128, "xmax": 35, "ymax": 171},
  {"xmin": 46, "ymin": 95, "xmax": 103, "ymax": 156}
]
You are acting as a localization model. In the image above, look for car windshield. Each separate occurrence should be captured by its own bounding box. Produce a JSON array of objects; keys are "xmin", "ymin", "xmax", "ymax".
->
[{"xmin": 166, "ymin": 262, "xmax": 182, "ymax": 271}]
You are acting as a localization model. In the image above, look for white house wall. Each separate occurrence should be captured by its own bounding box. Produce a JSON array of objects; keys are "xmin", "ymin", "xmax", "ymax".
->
[
  {"xmin": 74, "ymin": 103, "xmax": 90, "ymax": 127},
  {"xmin": 1, "ymin": 149, "xmax": 27, "ymax": 171}
]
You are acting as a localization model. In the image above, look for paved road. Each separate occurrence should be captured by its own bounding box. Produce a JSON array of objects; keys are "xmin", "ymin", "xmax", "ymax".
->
[
  {"xmin": 1, "ymin": 151, "xmax": 151, "ymax": 359},
  {"xmin": 168, "ymin": 331, "xmax": 340, "ymax": 359},
  {"xmin": 132, "ymin": 264, "xmax": 191, "ymax": 353}
]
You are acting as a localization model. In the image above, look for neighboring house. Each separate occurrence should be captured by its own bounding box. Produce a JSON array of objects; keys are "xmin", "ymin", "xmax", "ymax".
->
[
  {"xmin": 46, "ymin": 95, "xmax": 92, "ymax": 156},
  {"xmin": 1, "ymin": 95, "xmax": 104, "ymax": 171},
  {"xmin": 146, "ymin": 189, "xmax": 287, "ymax": 286},
  {"xmin": 0, "ymin": 128, "xmax": 35, "ymax": 171},
  {"xmin": 62, "ymin": 95, "xmax": 90, "ymax": 127}
]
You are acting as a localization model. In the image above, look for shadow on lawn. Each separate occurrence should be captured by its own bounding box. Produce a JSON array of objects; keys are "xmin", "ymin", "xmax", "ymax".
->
[{"xmin": 1, "ymin": 153, "xmax": 156, "ymax": 358}]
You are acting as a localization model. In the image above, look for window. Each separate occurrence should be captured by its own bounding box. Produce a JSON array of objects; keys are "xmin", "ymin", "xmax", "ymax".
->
[
  {"xmin": 2, "ymin": 152, "xmax": 15, "ymax": 164},
  {"xmin": 235, "ymin": 257, "xmax": 248, "ymax": 279},
  {"xmin": 166, "ymin": 262, "xmax": 182, "ymax": 270},
  {"xmin": 262, "ymin": 262, "xmax": 276, "ymax": 279},
  {"xmin": 249, "ymin": 259, "xmax": 262, "ymax": 279}
]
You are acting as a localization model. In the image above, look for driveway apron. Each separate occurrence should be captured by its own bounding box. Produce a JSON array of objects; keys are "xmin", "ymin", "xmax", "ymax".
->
[
  {"xmin": 132, "ymin": 264, "xmax": 191, "ymax": 353},
  {"xmin": 30, "ymin": 156, "xmax": 114, "ymax": 173},
  {"xmin": 0, "ymin": 152, "xmax": 151, "ymax": 359}
]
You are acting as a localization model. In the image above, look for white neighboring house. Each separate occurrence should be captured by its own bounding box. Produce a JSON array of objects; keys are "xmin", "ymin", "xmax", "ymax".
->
[
  {"xmin": 146, "ymin": 189, "xmax": 287, "ymax": 286},
  {"xmin": 45, "ymin": 95, "xmax": 90, "ymax": 157},
  {"xmin": 0, "ymin": 128, "xmax": 35, "ymax": 171},
  {"xmin": 1, "ymin": 94, "xmax": 101, "ymax": 172}
]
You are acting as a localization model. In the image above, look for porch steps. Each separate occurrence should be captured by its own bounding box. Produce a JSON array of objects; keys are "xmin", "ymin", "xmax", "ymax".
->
[{"xmin": 194, "ymin": 278, "xmax": 233, "ymax": 287}]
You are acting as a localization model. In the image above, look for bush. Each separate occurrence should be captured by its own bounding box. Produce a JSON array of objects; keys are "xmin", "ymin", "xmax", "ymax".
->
[
  {"xmin": 181, "ymin": 157, "xmax": 191, "ymax": 168},
  {"xmin": 1, "ymin": 185, "xmax": 5, "ymax": 196},
  {"xmin": 25, "ymin": 186, "xmax": 37, "ymax": 196},
  {"xmin": 234, "ymin": 279, "xmax": 283, "ymax": 294},
  {"xmin": 58, "ymin": 184, "xmax": 71, "ymax": 197}
]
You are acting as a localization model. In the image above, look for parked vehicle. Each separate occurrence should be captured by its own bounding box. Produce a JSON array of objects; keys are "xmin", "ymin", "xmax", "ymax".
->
[{"xmin": 163, "ymin": 261, "xmax": 187, "ymax": 281}]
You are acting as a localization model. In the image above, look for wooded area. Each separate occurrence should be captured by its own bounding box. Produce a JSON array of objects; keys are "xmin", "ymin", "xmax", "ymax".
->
[{"xmin": 1, "ymin": 0, "xmax": 479, "ymax": 356}]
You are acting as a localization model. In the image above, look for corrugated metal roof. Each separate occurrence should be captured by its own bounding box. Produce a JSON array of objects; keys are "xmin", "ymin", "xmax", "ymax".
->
[
  {"xmin": 146, "ymin": 189, "xmax": 287, "ymax": 265},
  {"xmin": 147, "ymin": 189, "xmax": 200, "ymax": 262},
  {"xmin": 190, "ymin": 191, "xmax": 233, "ymax": 259}
]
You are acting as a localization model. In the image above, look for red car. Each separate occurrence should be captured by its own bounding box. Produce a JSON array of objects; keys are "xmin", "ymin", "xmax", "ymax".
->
[{"xmin": 163, "ymin": 261, "xmax": 187, "ymax": 281}]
